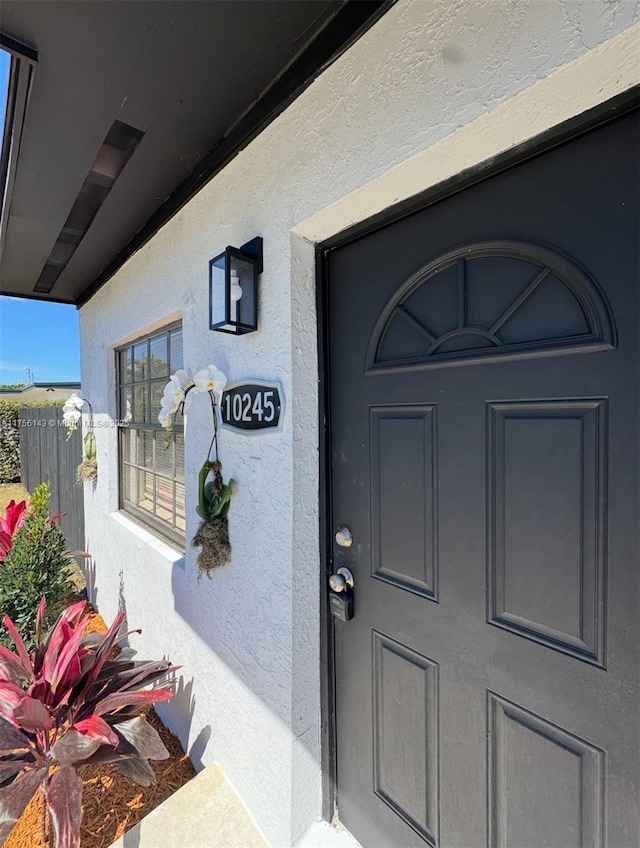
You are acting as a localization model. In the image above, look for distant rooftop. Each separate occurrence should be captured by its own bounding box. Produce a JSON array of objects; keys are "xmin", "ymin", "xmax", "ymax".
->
[
  {"xmin": 0, "ymin": 381, "xmax": 80, "ymax": 394},
  {"xmin": 29, "ymin": 382, "xmax": 80, "ymax": 388}
]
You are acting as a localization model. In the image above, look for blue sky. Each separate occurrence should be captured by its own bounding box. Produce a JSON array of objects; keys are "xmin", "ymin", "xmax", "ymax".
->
[
  {"xmin": 0, "ymin": 297, "xmax": 81, "ymax": 384},
  {"xmin": 1, "ymin": 48, "xmax": 8, "ymax": 117},
  {"xmin": 0, "ymin": 49, "xmax": 80, "ymax": 385}
]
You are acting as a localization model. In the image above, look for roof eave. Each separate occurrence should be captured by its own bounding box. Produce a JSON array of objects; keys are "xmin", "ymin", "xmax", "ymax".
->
[{"xmin": 76, "ymin": 0, "xmax": 396, "ymax": 308}]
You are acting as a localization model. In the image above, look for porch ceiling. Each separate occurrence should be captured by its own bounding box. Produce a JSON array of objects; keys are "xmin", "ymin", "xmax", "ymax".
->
[{"xmin": 0, "ymin": 0, "xmax": 391, "ymax": 306}]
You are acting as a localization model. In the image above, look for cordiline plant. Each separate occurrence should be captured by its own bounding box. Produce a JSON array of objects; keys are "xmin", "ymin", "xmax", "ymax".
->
[
  {"xmin": 0, "ymin": 598, "xmax": 178, "ymax": 848},
  {"xmin": 0, "ymin": 483, "xmax": 73, "ymax": 652},
  {"xmin": 0, "ymin": 499, "xmax": 28, "ymax": 561}
]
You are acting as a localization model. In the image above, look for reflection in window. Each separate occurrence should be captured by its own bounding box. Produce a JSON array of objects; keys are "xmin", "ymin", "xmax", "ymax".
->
[{"xmin": 117, "ymin": 325, "xmax": 185, "ymax": 545}]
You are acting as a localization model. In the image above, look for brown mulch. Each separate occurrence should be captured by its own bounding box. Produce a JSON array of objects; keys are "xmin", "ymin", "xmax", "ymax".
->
[{"xmin": 6, "ymin": 610, "xmax": 195, "ymax": 848}]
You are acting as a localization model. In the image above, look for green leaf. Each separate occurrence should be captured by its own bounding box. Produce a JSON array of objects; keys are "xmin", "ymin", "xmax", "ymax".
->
[{"xmin": 218, "ymin": 485, "xmax": 233, "ymax": 504}]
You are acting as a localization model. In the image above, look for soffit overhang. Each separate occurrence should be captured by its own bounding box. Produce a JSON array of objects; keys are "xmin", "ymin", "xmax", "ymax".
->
[{"xmin": 0, "ymin": 1, "xmax": 392, "ymax": 306}]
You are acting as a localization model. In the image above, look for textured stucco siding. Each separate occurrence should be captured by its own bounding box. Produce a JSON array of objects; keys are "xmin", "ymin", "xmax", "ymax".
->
[{"xmin": 79, "ymin": 1, "xmax": 639, "ymax": 845}]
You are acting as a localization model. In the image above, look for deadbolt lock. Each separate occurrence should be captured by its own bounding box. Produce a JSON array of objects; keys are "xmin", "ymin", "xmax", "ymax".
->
[{"xmin": 335, "ymin": 526, "xmax": 353, "ymax": 547}]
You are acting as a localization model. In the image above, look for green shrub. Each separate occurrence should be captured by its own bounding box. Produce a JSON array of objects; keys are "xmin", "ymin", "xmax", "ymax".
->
[
  {"xmin": 0, "ymin": 416, "xmax": 20, "ymax": 482},
  {"xmin": 0, "ymin": 399, "xmax": 64, "ymax": 483},
  {"xmin": 0, "ymin": 401, "xmax": 21, "ymax": 483},
  {"xmin": 0, "ymin": 481, "xmax": 73, "ymax": 649}
]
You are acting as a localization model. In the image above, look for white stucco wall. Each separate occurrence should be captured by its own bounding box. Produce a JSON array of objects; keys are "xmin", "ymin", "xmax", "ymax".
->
[{"xmin": 79, "ymin": 1, "xmax": 639, "ymax": 845}]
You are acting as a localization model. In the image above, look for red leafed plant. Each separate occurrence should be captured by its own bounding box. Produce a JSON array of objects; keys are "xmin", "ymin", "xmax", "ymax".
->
[
  {"xmin": 0, "ymin": 500, "xmax": 29, "ymax": 561},
  {"xmin": 0, "ymin": 598, "xmax": 178, "ymax": 848}
]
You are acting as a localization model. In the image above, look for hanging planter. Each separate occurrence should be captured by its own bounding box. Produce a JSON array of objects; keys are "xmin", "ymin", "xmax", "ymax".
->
[
  {"xmin": 192, "ymin": 458, "xmax": 234, "ymax": 576},
  {"xmin": 158, "ymin": 365, "xmax": 235, "ymax": 578},
  {"xmin": 62, "ymin": 393, "xmax": 98, "ymax": 483},
  {"xmin": 77, "ymin": 431, "xmax": 98, "ymax": 482}
]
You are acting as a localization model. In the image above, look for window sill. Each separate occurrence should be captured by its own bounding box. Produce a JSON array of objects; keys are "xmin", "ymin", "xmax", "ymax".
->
[{"xmin": 109, "ymin": 510, "xmax": 185, "ymax": 564}]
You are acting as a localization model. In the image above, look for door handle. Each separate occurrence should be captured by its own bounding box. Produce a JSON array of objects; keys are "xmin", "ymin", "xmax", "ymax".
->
[
  {"xmin": 328, "ymin": 567, "xmax": 355, "ymax": 622},
  {"xmin": 329, "ymin": 567, "xmax": 355, "ymax": 592}
]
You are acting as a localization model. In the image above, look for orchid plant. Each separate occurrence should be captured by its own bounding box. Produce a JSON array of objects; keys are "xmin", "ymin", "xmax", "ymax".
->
[
  {"xmin": 158, "ymin": 365, "xmax": 235, "ymax": 575},
  {"xmin": 157, "ymin": 365, "xmax": 227, "ymax": 430},
  {"xmin": 61, "ymin": 394, "xmax": 86, "ymax": 439},
  {"xmin": 62, "ymin": 394, "xmax": 97, "ymax": 482},
  {"xmin": 0, "ymin": 598, "xmax": 177, "ymax": 848}
]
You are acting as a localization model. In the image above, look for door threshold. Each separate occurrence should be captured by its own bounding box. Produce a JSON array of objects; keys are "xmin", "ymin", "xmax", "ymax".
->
[{"xmin": 298, "ymin": 820, "xmax": 363, "ymax": 848}]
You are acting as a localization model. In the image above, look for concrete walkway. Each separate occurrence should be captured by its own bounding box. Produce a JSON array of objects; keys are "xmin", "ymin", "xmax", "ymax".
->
[{"xmin": 108, "ymin": 763, "xmax": 268, "ymax": 848}]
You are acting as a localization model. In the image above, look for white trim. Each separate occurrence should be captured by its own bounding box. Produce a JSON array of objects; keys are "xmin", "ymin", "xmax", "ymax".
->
[
  {"xmin": 108, "ymin": 310, "xmax": 183, "ymax": 351},
  {"xmin": 292, "ymin": 23, "xmax": 640, "ymax": 245},
  {"xmin": 109, "ymin": 510, "xmax": 185, "ymax": 564}
]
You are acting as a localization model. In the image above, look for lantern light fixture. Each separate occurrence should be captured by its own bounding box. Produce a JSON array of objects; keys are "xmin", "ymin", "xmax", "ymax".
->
[{"xmin": 209, "ymin": 237, "xmax": 263, "ymax": 334}]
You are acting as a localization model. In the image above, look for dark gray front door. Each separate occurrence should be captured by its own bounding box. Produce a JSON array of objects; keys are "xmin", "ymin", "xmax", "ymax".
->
[{"xmin": 326, "ymin": 111, "xmax": 639, "ymax": 848}]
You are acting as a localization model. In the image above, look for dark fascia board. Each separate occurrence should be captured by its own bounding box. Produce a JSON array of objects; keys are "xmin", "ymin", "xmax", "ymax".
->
[
  {"xmin": 0, "ymin": 32, "xmax": 38, "ymax": 63},
  {"xmin": 0, "ymin": 33, "xmax": 37, "ymax": 262},
  {"xmin": 77, "ymin": 0, "xmax": 397, "ymax": 307}
]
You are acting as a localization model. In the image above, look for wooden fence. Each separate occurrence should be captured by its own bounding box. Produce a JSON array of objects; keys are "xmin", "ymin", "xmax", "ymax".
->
[{"xmin": 19, "ymin": 406, "xmax": 85, "ymax": 552}]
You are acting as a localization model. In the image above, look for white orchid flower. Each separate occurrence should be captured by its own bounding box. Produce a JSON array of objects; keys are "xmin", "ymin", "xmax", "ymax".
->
[
  {"xmin": 62, "ymin": 394, "xmax": 85, "ymax": 439},
  {"xmin": 172, "ymin": 368, "xmax": 193, "ymax": 388},
  {"xmin": 63, "ymin": 393, "xmax": 84, "ymax": 412},
  {"xmin": 63, "ymin": 408, "xmax": 82, "ymax": 424},
  {"xmin": 162, "ymin": 374, "xmax": 184, "ymax": 412},
  {"xmin": 160, "ymin": 392, "xmax": 180, "ymax": 415},
  {"xmin": 194, "ymin": 365, "xmax": 227, "ymax": 396},
  {"xmin": 158, "ymin": 364, "xmax": 223, "ymax": 428},
  {"xmin": 62, "ymin": 407, "xmax": 82, "ymax": 439},
  {"xmin": 158, "ymin": 369, "xmax": 195, "ymax": 429},
  {"xmin": 158, "ymin": 409, "xmax": 173, "ymax": 428}
]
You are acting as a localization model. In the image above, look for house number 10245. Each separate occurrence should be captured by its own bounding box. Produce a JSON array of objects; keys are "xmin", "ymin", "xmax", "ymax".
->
[{"xmin": 219, "ymin": 382, "xmax": 283, "ymax": 432}]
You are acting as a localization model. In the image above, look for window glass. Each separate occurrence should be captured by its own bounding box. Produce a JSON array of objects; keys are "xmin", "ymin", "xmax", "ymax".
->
[
  {"xmin": 169, "ymin": 328, "xmax": 183, "ymax": 371},
  {"xmin": 117, "ymin": 324, "xmax": 184, "ymax": 545},
  {"xmin": 133, "ymin": 342, "xmax": 147, "ymax": 381},
  {"xmin": 149, "ymin": 335, "xmax": 168, "ymax": 379}
]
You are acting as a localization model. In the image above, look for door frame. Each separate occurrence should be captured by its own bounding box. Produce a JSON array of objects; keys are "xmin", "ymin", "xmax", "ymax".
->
[{"xmin": 315, "ymin": 86, "xmax": 640, "ymax": 824}]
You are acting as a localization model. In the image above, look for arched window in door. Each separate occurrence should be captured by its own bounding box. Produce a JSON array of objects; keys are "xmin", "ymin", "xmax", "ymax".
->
[{"xmin": 367, "ymin": 240, "xmax": 615, "ymax": 373}]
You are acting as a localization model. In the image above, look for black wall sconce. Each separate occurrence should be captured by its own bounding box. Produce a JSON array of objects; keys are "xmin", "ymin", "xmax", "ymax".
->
[{"xmin": 209, "ymin": 237, "xmax": 263, "ymax": 334}]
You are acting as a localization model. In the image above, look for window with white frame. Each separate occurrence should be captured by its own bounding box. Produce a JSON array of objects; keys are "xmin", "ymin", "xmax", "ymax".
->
[{"xmin": 117, "ymin": 324, "xmax": 185, "ymax": 545}]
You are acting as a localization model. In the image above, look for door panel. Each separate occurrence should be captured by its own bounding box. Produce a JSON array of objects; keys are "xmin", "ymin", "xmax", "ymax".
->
[
  {"xmin": 370, "ymin": 405, "xmax": 438, "ymax": 599},
  {"xmin": 487, "ymin": 399, "xmax": 606, "ymax": 664},
  {"xmin": 487, "ymin": 693, "xmax": 604, "ymax": 848},
  {"xmin": 373, "ymin": 631, "xmax": 439, "ymax": 843},
  {"xmin": 327, "ymin": 111, "xmax": 639, "ymax": 848}
]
